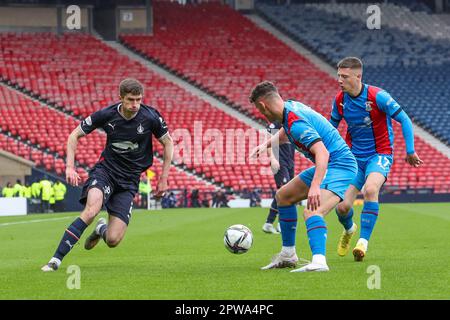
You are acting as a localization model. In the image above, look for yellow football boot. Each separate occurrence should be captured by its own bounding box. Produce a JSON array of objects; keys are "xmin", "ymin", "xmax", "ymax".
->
[
  {"xmin": 337, "ymin": 223, "xmax": 357, "ymax": 257},
  {"xmin": 353, "ymin": 240, "xmax": 367, "ymax": 262}
]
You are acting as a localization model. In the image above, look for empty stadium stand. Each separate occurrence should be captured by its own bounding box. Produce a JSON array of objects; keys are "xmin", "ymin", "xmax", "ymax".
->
[
  {"xmin": 257, "ymin": 2, "xmax": 450, "ymax": 147},
  {"xmin": 119, "ymin": 1, "xmax": 450, "ymax": 194},
  {"xmin": 0, "ymin": 32, "xmax": 273, "ymax": 191}
]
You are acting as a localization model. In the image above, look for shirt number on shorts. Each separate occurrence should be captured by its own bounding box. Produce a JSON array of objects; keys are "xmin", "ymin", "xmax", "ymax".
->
[{"xmin": 377, "ymin": 156, "xmax": 390, "ymax": 170}]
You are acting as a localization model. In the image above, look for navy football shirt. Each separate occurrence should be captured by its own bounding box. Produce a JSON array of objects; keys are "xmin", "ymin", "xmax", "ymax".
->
[
  {"xmin": 267, "ymin": 122, "xmax": 295, "ymax": 169},
  {"xmin": 80, "ymin": 103, "xmax": 168, "ymax": 181}
]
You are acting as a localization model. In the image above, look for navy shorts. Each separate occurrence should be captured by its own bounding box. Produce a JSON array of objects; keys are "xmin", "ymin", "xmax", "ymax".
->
[
  {"xmin": 80, "ymin": 164, "xmax": 138, "ymax": 225},
  {"xmin": 274, "ymin": 166, "xmax": 295, "ymax": 189}
]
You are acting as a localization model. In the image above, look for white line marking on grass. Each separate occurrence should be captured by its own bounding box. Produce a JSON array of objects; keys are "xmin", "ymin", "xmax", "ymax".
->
[{"xmin": 0, "ymin": 217, "xmax": 72, "ymax": 227}]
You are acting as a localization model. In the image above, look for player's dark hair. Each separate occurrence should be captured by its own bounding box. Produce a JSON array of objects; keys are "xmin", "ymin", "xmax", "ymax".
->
[
  {"xmin": 119, "ymin": 78, "xmax": 144, "ymax": 97},
  {"xmin": 337, "ymin": 57, "xmax": 363, "ymax": 70},
  {"xmin": 249, "ymin": 81, "xmax": 279, "ymax": 103}
]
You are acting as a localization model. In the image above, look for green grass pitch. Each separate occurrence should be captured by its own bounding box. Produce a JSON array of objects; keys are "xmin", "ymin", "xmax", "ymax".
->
[{"xmin": 0, "ymin": 203, "xmax": 449, "ymax": 300}]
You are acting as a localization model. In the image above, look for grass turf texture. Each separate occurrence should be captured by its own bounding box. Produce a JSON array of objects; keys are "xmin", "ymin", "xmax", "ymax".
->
[{"xmin": 0, "ymin": 203, "xmax": 449, "ymax": 299}]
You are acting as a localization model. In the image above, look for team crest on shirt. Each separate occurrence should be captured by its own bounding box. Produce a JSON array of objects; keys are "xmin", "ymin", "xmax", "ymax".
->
[
  {"xmin": 137, "ymin": 123, "xmax": 144, "ymax": 134},
  {"xmin": 365, "ymin": 101, "xmax": 373, "ymax": 112}
]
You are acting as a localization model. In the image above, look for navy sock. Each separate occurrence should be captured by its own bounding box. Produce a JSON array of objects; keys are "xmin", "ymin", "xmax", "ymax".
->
[
  {"xmin": 266, "ymin": 198, "xmax": 278, "ymax": 224},
  {"xmin": 53, "ymin": 217, "xmax": 88, "ymax": 261},
  {"xmin": 336, "ymin": 207, "xmax": 354, "ymax": 231}
]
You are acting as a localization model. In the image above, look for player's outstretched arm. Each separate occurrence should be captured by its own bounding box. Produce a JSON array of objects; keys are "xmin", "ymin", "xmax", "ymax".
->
[
  {"xmin": 66, "ymin": 126, "xmax": 86, "ymax": 187},
  {"xmin": 154, "ymin": 133, "xmax": 174, "ymax": 198},
  {"xmin": 250, "ymin": 127, "xmax": 287, "ymax": 159}
]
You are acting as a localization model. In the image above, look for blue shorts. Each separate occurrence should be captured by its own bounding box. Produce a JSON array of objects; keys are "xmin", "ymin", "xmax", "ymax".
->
[
  {"xmin": 299, "ymin": 155, "xmax": 358, "ymax": 201},
  {"xmin": 80, "ymin": 163, "xmax": 138, "ymax": 225},
  {"xmin": 352, "ymin": 154, "xmax": 393, "ymax": 191}
]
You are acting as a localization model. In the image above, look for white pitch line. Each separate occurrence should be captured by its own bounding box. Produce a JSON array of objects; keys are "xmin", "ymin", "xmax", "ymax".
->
[{"xmin": 0, "ymin": 216, "xmax": 72, "ymax": 227}]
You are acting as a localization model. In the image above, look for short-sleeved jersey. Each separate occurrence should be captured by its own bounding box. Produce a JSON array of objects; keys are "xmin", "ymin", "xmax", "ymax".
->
[
  {"xmin": 80, "ymin": 103, "xmax": 168, "ymax": 181},
  {"xmin": 330, "ymin": 84, "xmax": 402, "ymax": 158},
  {"xmin": 282, "ymin": 100, "xmax": 351, "ymax": 163},
  {"xmin": 267, "ymin": 122, "xmax": 295, "ymax": 169}
]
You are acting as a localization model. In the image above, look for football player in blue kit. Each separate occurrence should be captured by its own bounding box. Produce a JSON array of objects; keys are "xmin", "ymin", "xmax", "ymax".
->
[
  {"xmin": 330, "ymin": 57, "xmax": 423, "ymax": 261},
  {"xmin": 42, "ymin": 78, "xmax": 174, "ymax": 271},
  {"xmin": 250, "ymin": 81, "xmax": 357, "ymax": 272}
]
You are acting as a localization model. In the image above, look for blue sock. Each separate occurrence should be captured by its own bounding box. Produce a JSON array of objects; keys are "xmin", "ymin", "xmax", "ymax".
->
[
  {"xmin": 266, "ymin": 198, "xmax": 278, "ymax": 224},
  {"xmin": 336, "ymin": 207, "xmax": 354, "ymax": 231},
  {"xmin": 53, "ymin": 217, "xmax": 88, "ymax": 261},
  {"xmin": 360, "ymin": 201, "xmax": 379, "ymax": 241},
  {"xmin": 278, "ymin": 205, "xmax": 297, "ymax": 246},
  {"xmin": 305, "ymin": 215, "xmax": 327, "ymax": 256}
]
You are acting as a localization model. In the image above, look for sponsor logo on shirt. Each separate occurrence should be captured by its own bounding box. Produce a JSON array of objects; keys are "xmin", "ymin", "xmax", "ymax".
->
[
  {"xmin": 364, "ymin": 116, "xmax": 373, "ymax": 126},
  {"xmin": 111, "ymin": 141, "xmax": 139, "ymax": 154}
]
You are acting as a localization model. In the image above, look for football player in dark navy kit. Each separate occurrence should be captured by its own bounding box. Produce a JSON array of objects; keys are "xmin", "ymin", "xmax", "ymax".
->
[
  {"xmin": 42, "ymin": 79, "xmax": 174, "ymax": 272},
  {"xmin": 262, "ymin": 122, "xmax": 295, "ymax": 234}
]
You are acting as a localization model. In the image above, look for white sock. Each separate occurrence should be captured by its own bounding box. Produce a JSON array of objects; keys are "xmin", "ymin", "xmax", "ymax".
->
[
  {"xmin": 49, "ymin": 257, "xmax": 61, "ymax": 267},
  {"xmin": 346, "ymin": 223, "xmax": 357, "ymax": 234},
  {"xmin": 96, "ymin": 221, "xmax": 107, "ymax": 235},
  {"xmin": 357, "ymin": 238, "xmax": 369, "ymax": 249},
  {"xmin": 312, "ymin": 254, "xmax": 327, "ymax": 266},
  {"xmin": 281, "ymin": 246, "xmax": 296, "ymax": 256}
]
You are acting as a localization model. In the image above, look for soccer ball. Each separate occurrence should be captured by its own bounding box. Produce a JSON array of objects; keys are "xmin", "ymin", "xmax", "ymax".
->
[{"xmin": 224, "ymin": 224, "xmax": 253, "ymax": 254}]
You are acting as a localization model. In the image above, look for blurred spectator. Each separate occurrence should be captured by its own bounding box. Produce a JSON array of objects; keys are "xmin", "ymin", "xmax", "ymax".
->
[
  {"xmin": 53, "ymin": 180, "xmax": 67, "ymax": 212},
  {"xmin": 191, "ymin": 189, "xmax": 200, "ymax": 208},
  {"xmin": 23, "ymin": 182, "xmax": 32, "ymax": 199},
  {"xmin": 29, "ymin": 179, "xmax": 42, "ymax": 213},
  {"xmin": 212, "ymin": 190, "xmax": 229, "ymax": 208},
  {"xmin": 40, "ymin": 176, "xmax": 52, "ymax": 213},
  {"xmin": 13, "ymin": 179, "xmax": 24, "ymax": 197},
  {"xmin": 162, "ymin": 192, "xmax": 177, "ymax": 208},
  {"xmin": 250, "ymin": 188, "xmax": 262, "ymax": 207},
  {"xmin": 1, "ymin": 182, "xmax": 14, "ymax": 198},
  {"xmin": 241, "ymin": 188, "xmax": 251, "ymax": 199},
  {"xmin": 202, "ymin": 192, "xmax": 212, "ymax": 208},
  {"xmin": 139, "ymin": 176, "xmax": 151, "ymax": 208},
  {"xmin": 49, "ymin": 182, "xmax": 56, "ymax": 213}
]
